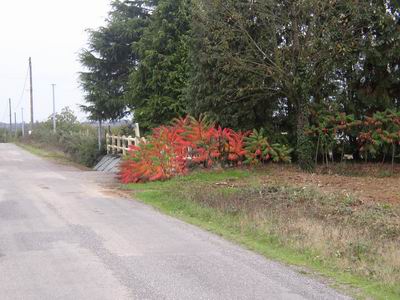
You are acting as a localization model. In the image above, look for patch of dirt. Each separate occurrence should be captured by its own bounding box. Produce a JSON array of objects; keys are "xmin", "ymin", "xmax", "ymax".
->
[
  {"xmin": 101, "ymin": 188, "xmax": 134, "ymax": 199},
  {"xmin": 259, "ymin": 164, "xmax": 400, "ymax": 204}
]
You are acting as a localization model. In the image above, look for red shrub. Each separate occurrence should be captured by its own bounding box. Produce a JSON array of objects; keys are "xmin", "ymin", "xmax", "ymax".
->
[
  {"xmin": 120, "ymin": 115, "xmax": 288, "ymax": 184},
  {"xmin": 120, "ymin": 126, "xmax": 190, "ymax": 183},
  {"xmin": 215, "ymin": 127, "xmax": 247, "ymax": 164},
  {"xmin": 184, "ymin": 116, "xmax": 219, "ymax": 167}
]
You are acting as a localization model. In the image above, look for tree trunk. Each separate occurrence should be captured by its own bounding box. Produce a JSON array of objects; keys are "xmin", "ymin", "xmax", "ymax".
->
[
  {"xmin": 315, "ymin": 135, "xmax": 320, "ymax": 165},
  {"xmin": 296, "ymin": 100, "xmax": 314, "ymax": 171},
  {"xmin": 340, "ymin": 142, "xmax": 345, "ymax": 163},
  {"xmin": 291, "ymin": 4, "xmax": 314, "ymax": 172},
  {"xmin": 325, "ymin": 148, "xmax": 329, "ymax": 167},
  {"xmin": 392, "ymin": 143, "xmax": 396, "ymax": 173}
]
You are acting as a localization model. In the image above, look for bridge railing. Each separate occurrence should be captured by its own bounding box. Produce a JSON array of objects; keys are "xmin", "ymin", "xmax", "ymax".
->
[{"xmin": 106, "ymin": 123, "xmax": 144, "ymax": 156}]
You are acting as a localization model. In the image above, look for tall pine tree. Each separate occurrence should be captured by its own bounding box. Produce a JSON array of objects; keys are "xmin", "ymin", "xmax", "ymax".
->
[
  {"xmin": 128, "ymin": 0, "xmax": 191, "ymax": 130},
  {"xmin": 79, "ymin": 0, "xmax": 155, "ymax": 122}
]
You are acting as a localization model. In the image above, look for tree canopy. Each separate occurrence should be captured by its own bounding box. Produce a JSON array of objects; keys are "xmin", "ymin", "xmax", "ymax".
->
[
  {"xmin": 79, "ymin": 0, "xmax": 156, "ymax": 121},
  {"xmin": 79, "ymin": 0, "xmax": 400, "ymax": 169},
  {"xmin": 128, "ymin": 0, "xmax": 191, "ymax": 130}
]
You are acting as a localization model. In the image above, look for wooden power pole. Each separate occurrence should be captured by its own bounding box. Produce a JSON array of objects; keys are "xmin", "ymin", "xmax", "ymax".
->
[
  {"xmin": 8, "ymin": 98, "xmax": 12, "ymax": 132},
  {"xmin": 29, "ymin": 57, "xmax": 34, "ymax": 130},
  {"xmin": 51, "ymin": 84, "xmax": 56, "ymax": 133},
  {"xmin": 21, "ymin": 108, "xmax": 25, "ymax": 137},
  {"xmin": 14, "ymin": 112, "xmax": 17, "ymax": 136}
]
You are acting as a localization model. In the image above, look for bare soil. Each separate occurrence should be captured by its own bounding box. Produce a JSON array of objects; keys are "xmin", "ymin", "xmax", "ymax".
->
[{"xmin": 258, "ymin": 163, "xmax": 400, "ymax": 204}]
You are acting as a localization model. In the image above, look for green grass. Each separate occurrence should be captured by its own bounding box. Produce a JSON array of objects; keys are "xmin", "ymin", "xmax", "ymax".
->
[
  {"xmin": 124, "ymin": 169, "xmax": 400, "ymax": 300},
  {"xmin": 16, "ymin": 142, "xmax": 65, "ymax": 159},
  {"xmin": 15, "ymin": 142, "xmax": 89, "ymax": 170}
]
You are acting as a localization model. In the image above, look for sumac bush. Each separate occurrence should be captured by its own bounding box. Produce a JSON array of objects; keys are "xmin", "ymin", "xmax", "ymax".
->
[
  {"xmin": 121, "ymin": 116, "xmax": 292, "ymax": 183},
  {"xmin": 308, "ymin": 108, "xmax": 400, "ymax": 166}
]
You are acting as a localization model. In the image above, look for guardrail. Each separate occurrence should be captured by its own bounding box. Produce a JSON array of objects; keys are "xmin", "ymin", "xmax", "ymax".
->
[{"xmin": 106, "ymin": 123, "xmax": 143, "ymax": 155}]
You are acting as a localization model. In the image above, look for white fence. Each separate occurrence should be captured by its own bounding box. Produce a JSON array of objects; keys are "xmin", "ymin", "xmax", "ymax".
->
[{"xmin": 106, "ymin": 123, "xmax": 143, "ymax": 155}]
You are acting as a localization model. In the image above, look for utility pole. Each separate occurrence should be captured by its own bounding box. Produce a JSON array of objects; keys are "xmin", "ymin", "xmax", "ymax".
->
[
  {"xmin": 98, "ymin": 120, "xmax": 102, "ymax": 151},
  {"xmin": 29, "ymin": 57, "xmax": 34, "ymax": 130},
  {"xmin": 14, "ymin": 112, "xmax": 17, "ymax": 137},
  {"xmin": 8, "ymin": 98, "xmax": 12, "ymax": 132},
  {"xmin": 51, "ymin": 84, "xmax": 56, "ymax": 133},
  {"xmin": 21, "ymin": 108, "xmax": 25, "ymax": 137}
]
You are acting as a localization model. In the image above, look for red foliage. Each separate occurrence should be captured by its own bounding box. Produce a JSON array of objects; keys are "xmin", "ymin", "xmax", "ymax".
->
[
  {"xmin": 184, "ymin": 116, "xmax": 218, "ymax": 166},
  {"xmin": 120, "ymin": 126, "xmax": 190, "ymax": 183},
  {"xmin": 216, "ymin": 127, "xmax": 247, "ymax": 164},
  {"xmin": 120, "ymin": 115, "xmax": 250, "ymax": 183}
]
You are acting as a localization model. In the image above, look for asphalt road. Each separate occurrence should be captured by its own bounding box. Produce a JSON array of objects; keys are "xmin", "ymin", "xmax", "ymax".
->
[{"xmin": 0, "ymin": 143, "xmax": 351, "ymax": 300}]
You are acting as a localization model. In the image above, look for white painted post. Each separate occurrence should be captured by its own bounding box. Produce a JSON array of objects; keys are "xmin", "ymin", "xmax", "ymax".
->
[
  {"xmin": 122, "ymin": 135, "xmax": 126, "ymax": 155},
  {"xmin": 106, "ymin": 133, "xmax": 109, "ymax": 154},
  {"xmin": 118, "ymin": 136, "xmax": 123, "ymax": 154},
  {"xmin": 127, "ymin": 135, "xmax": 133, "ymax": 150},
  {"xmin": 111, "ymin": 135, "xmax": 115, "ymax": 154},
  {"xmin": 134, "ymin": 123, "xmax": 140, "ymax": 138}
]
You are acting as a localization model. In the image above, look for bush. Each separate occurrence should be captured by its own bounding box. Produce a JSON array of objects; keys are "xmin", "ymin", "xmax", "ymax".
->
[
  {"xmin": 19, "ymin": 107, "xmax": 104, "ymax": 167},
  {"xmin": 62, "ymin": 132, "xmax": 103, "ymax": 167},
  {"xmin": 121, "ymin": 116, "xmax": 291, "ymax": 183},
  {"xmin": 121, "ymin": 125, "xmax": 189, "ymax": 183},
  {"xmin": 0, "ymin": 129, "xmax": 10, "ymax": 143},
  {"xmin": 308, "ymin": 108, "xmax": 400, "ymax": 167},
  {"xmin": 244, "ymin": 128, "xmax": 293, "ymax": 164}
]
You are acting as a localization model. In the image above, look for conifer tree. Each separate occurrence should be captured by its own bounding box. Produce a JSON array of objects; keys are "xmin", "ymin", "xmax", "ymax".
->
[
  {"xmin": 79, "ymin": 0, "xmax": 155, "ymax": 122},
  {"xmin": 128, "ymin": 0, "xmax": 192, "ymax": 130}
]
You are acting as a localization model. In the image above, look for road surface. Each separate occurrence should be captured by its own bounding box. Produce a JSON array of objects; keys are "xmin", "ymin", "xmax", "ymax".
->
[{"xmin": 0, "ymin": 144, "xmax": 351, "ymax": 300}]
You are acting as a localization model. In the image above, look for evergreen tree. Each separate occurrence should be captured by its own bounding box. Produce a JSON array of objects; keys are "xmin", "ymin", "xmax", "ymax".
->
[
  {"xmin": 128, "ymin": 0, "xmax": 191, "ymax": 130},
  {"xmin": 79, "ymin": 0, "xmax": 400, "ymax": 167},
  {"xmin": 79, "ymin": 0, "xmax": 155, "ymax": 122},
  {"xmin": 187, "ymin": 0, "xmax": 280, "ymax": 131}
]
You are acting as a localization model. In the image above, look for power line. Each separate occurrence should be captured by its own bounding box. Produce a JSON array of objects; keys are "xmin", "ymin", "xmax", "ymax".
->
[
  {"xmin": 1, "ymin": 65, "xmax": 29, "ymax": 124},
  {"xmin": 9, "ymin": 99, "xmax": 12, "ymax": 131},
  {"xmin": 14, "ymin": 65, "xmax": 30, "ymax": 111},
  {"xmin": 52, "ymin": 84, "xmax": 56, "ymax": 133},
  {"xmin": 1, "ymin": 102, "xmax": 8, "ymax": 123}
]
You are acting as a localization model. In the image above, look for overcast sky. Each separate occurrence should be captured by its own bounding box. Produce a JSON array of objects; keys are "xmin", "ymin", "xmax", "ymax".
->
[{"xmin": 0, "ymin": 0, "xmax": 112, "ymax": 124}]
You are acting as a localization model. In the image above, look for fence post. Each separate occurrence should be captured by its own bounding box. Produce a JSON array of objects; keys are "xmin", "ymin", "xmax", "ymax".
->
[
  {"xmin": 118, "ymin": 136, "xmax": 123, "ymax": 155},
  {"xmin": 104, "ymin": 127, "xmax": 141, "ymax": 156},
  {"xmin": 128, "ymin": 135, "xmax": 133, "ymax": 149},
  {"xmin": 106, "ymin": 133, "xmax": 109, "ymax": 154},
  {"xmin": 122, "ymin": 135, "xmax": 126, "ymax": 155},
  {"xmin": 134, "ymin": 123, "xmax": 140, "ymax": 139}
]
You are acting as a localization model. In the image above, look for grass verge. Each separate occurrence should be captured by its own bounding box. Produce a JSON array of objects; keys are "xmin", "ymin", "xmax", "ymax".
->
[
  {"xmin": 124, "ymin": 168, "xmax": 400, "ymax": 300},
  {"xmin": 15, "ymin": 142, "xmax": 90, "ymax": 170}
]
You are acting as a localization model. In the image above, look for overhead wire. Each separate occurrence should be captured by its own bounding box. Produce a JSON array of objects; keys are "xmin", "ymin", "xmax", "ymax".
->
[
  {"xmin": 1, "ymin": 65, "xmax": 29, "ymax": 124},
  {"xmin": 0, "ymin": 103, "xmax": 7, "ymax": 124},
  {"xmin": 14, "ymin": 65, "xmax": 30, "ymax": 112}
]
